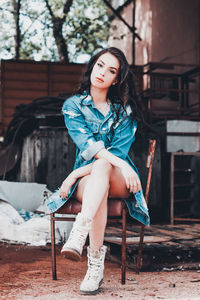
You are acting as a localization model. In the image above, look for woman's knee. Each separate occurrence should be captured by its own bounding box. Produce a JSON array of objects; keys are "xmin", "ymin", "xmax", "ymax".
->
[{"xmin": 92, "ymin": 158, "xmax": 112, "ymax": 174}]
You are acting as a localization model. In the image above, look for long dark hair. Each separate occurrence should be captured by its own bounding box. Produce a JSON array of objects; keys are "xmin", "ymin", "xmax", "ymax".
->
[{"xmin": 77, "ymin": 47, "xmax": 143, "ymax": 125}]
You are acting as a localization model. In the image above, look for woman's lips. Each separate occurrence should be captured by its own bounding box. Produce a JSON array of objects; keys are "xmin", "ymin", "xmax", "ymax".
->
[{"xmin": 96, "ymin": 77, "xmax": 104, "ymax": 83}]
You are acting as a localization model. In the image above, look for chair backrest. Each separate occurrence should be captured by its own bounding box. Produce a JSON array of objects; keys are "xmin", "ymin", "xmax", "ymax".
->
[{"xmin": 145, "ymin": 139, "xmax": 156, "ymax": 204}]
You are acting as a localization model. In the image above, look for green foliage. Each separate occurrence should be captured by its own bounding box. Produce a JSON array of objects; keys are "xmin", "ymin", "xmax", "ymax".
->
[
  {"xmin": 0, "ymin": 0, "xmax": 110, "ymax": 62},
  {"xmin": 66, "ymin": 0, "xmax": 109, "ymax": 61},
  {"xmin": 0, "ymin": 1, "xmax": 15, "ymax": 59}
]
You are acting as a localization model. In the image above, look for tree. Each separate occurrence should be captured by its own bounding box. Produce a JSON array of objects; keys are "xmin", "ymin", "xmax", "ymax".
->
[
  {"xmin": 65, "ymin": 0, "xmax": 110, "ymax": 60},
  {"xmin": 0, "ymin": 0, "xmax": 110, "ymax": 62},
  {"xmin": 0, "ymin": 1, "xmax": 15, "ymax": 59},
  {"xmin": 11, "ymin": 0, "xmax": 21, "ymax": 59},
  {"xmin": 44, "ymin": 0, "xmax": 73, "ymax": 62}
]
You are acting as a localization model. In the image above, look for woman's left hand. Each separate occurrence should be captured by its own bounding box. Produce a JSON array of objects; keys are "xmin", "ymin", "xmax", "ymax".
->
[
  {"xmin": 120, "ymin": 162, "xmax": 141, "ymax": 194},
  {"xmin": 59, "ymin": 172, "xmax": 77, "ymax": 199}
]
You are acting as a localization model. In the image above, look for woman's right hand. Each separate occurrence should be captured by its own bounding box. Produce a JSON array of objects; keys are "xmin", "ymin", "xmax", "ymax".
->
[
  {"xmin": 120, "ymin": 161, "xmax": 141, "ymax": 194},
  {"xmin": 59, "ymin": 172, "xmax": 77, "ymax": 199}
]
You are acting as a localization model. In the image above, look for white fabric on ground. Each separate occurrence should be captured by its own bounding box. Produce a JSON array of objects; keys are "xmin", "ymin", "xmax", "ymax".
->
[
  {"xmin": 0, "ymin": 199, "xmax": 73, "ymax": 246},
  {"xmin": 0, "ymin": 180, "xmax": 49, "ymax": 211}
]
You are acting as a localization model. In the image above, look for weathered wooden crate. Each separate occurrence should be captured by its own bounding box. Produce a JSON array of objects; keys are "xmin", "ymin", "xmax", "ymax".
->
[{"xmin": 17, "ymin": 128, "xmax": 76, "ymax": 191}]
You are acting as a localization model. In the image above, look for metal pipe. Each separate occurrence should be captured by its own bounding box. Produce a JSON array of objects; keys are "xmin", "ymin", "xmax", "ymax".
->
[
  {"xmin": 136, "ymin": 140, "xmax": 156, "ymax": 274},
  {"xmin": 121, "ymin": 205, "xmax": 127, "ymax": 284},
  {"xmin": 51, "ymin": 213, "xmax": 57, "ymax": 280}
]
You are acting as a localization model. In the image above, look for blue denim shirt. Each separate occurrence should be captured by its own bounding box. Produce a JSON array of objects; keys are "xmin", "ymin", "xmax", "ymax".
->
[{"xmin": 47, "ymin": 93, "xmax": 150, "ymax": 226}]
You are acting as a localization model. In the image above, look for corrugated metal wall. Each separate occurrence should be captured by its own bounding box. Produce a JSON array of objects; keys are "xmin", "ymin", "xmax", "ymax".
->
[{"xmin": 0, "ymin": 60, "xmax": 86, "ymax": 130}]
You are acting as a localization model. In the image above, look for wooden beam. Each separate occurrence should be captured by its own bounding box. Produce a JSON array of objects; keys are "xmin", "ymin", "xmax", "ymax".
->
[{"xmin": 103, "ymin": 0, "xmax": 141, "ymax": 41}]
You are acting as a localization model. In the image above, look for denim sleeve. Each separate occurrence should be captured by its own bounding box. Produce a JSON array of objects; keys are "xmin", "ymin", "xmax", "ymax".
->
[
  {"xmin": 62, "ymin": 98, "xmax": 105, "ymax": 161},
  {"xmin": 107, "ymin": 115, "xmax": 137, "ymax": 160}
]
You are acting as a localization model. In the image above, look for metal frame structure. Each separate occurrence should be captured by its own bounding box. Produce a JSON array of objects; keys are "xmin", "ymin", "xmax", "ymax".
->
[{"xmin": 143, "ymin": 62, "xmax": 200, "ymax": 123}]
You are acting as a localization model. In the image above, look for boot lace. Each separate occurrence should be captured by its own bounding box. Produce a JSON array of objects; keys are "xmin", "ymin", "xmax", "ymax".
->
[
  {"xmin": 68, "ymin": 226, "xmax": 86, "ymax": 249},
  {"xmin": 86, "ymin": 256, "xmax": 103, "ymax": 280}
]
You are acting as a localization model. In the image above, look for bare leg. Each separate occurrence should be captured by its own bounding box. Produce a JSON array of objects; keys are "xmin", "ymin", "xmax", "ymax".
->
[
  {"xmin": 61, "ymin": 159, "xmax": 117, "ymax": 260},
  {"xmin": 89, "ymin": 193, "xmax": 108, "ymax": 251},
  {"xmin": 75, "ymin": 158, "xmax": 112, "ymax": 220},
  {"xmin": 89, "ymin": 166, "xmax": 130, "ymax": 251},
  {"xmin": 75, "ymin": 159, "xmax": 130, "ymax": 251},
  {"xmin": 74, "ymin": 160, "xmax": 131, "ymax": 295}
]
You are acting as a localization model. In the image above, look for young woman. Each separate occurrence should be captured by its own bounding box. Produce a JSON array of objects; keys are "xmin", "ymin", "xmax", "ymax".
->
[{"xmin": 47, "ymin": 47, "xmax": 150, "ymax": 295}]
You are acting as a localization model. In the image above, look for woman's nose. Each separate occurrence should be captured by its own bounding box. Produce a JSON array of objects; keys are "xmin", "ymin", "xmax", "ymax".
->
[{"xmin": 100, "ymin": 68, "xmax": 106, "ymax": 76}]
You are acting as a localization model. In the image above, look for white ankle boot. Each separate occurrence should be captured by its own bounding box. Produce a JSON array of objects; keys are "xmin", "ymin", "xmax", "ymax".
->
[
  {"xmin": 61, "ymin": 213, "xmax": 92, "ymax": 261},
  {"xmin": 80, "ymin": 245, "xmax": 107, "ymax": 295}
]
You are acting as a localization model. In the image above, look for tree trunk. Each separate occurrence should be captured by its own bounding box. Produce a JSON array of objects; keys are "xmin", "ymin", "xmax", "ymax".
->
[
  {"xmin": 44, "ymin": 0, "xmax": 73, "ymax": 62},
  {"xmin": 12, "ymin": 0, "xmax": 21, "ymax": 60},
  {"xmin": 52, "ymin": 18, "xmax": 69, "ymax": 63}
]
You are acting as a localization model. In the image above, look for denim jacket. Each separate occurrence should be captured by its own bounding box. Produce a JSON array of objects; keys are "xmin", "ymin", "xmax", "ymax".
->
[{"xmin": 47, "ymin": 93, "xmax": 150, "ymax": 226}]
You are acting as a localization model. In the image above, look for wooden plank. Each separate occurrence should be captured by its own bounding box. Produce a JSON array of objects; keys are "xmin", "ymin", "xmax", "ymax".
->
[
  {"xmin": 51, "ymin": 73, "xmax": 83, "ymax": 82},
  {"xmin": 4, "ymin": 61, "xmax": 48, "ymax": 72},
  {"xmin": 174, "ymin": 217, "xmax": 200, "ymax": 222},
  {"xmin": 152, "ymin": 99, "xmax": 179, "ymax": 113},
  {"xmin": 104, "ymin": 235, "xmax": 171, "ymax": 245},
  {"xmin": 51, "ymin": 64, "xmax": 85, "ymax": 73},
  {"xmin": 182, "ymin": 227, "xmax": 200, "ymax": 234},
  {"xmin": 3, "ymin": 108, "xmax": 15, "ymax": 118},
  {"xmin": 3, "ymin": 117, "xmax": 13, "ymax": 126},
  {"xmin": 151, "ymin": 228, "xmax": 195, "ymax": 240},
  {"xmin": 109, "ymin": 223, "xmax": 200, "ymax": 242},
  {"xmin": 51, "ymin": 89, "xmax": 74, "ymax": 97},
  {"xmin": 4, "ymin": 90, "xmax": 47, "ymax": 99},
  {"xmin": 17, "ymin": 129, "xmax": 75, "ymax": 190},
  {"xmin": 4, "ymin": 81, "xmax": 48, "ymax": 91},
  {"xmin": 105, "ymin": 223, "xmax": 200, "ymax": 256},
  {"xmin": 4, "ymin": 72, "xmax": 47, "ymax": 81},
  {"xmin": 106, "ymin": 227, "xmax": 139, "ymax": 237},
  {"xmin": 52, "ymin": 82, "xmax": 78, "ymax": 91},
  {"xmin": 3, "ymin": 99, "xmax": 34, "ymax": 107}
]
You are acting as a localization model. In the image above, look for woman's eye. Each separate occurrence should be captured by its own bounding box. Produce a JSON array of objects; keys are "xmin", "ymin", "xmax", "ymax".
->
[
  {"xmin": 110, "ymin": 70, "xmax": 116, "ymax": 74},
  {"xmin": 97, "ymin": 63, "xmax": 103, "ymax": 67}
]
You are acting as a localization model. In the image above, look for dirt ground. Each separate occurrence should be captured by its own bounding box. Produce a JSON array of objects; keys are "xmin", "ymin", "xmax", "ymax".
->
[{"xmin": 0, "ymin": 243, "xmax": 200, "ymax": 300}]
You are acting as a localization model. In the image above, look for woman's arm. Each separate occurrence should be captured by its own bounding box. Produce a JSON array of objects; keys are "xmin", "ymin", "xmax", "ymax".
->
[
  {"xmin": 95, "ymin": 148, "xmax": 141, "ymax": 194},
  {"xmin": 95, "ymin": 108, "xmax": 140, "ymax": 193},
  {"xmin": 59, "ymin": 163, "xmax": 94, "ymax": 199},
  {"xmin": 62, "ymin": 97, "xmax": 105, "ymax": 161}
]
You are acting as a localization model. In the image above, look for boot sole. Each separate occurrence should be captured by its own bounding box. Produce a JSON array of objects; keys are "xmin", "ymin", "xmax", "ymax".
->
[
  {"xmin": 79, "ymin": 279, "xmax": 103, "ymax": 295},
  {"xmin": 61, "ymin": 248, "xmax": 81, "ymax": 261}
]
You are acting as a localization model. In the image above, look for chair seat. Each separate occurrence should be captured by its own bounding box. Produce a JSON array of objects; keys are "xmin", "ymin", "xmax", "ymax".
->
[{"xmin": 56, "ymin": 198, "xmax": 126, "ymax": 217}]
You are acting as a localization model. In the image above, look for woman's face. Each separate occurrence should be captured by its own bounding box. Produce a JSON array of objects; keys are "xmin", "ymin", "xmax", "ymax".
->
[{"xmin": 90, "ymin": 52, "xmax": 120, "ymax": 90}]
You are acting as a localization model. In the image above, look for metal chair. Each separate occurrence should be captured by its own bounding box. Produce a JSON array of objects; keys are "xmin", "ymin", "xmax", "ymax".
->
[{"xmin": 50, "ymin": 139, "xmax": 156, "ymax": 284}]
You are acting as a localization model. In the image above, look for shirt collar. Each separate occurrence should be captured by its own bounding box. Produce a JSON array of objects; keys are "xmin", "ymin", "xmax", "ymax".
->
[
  {"xmin": 80, "ymin": 92, "xmax": 120, "ymax": 120},
  {"xmin": 80, "ymin": 92, "xmax": 93, "ymax": 106}
]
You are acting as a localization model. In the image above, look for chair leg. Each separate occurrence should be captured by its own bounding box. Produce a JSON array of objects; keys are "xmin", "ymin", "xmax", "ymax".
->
[
  {"xmin": 121, "ymin": 206, "xmax": 127, "ymax": 284},
  {"xmin": 136, "ymin": 224, "xmax": 145, "ymax": 274},
  {"xmin": 51, "ymin": 213, "xmax": 57, "ymax": 280},
  {"xmin": 136, "ymin": 140, "xmax": 156, "ymax": 274}
]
